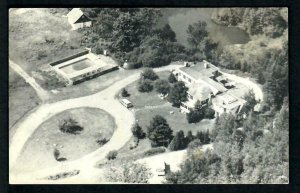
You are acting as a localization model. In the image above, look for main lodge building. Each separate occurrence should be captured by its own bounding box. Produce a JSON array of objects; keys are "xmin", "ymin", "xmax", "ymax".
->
[{"xmin": 172, "ymin": 60, "xmax": 246, "ymax": 116}]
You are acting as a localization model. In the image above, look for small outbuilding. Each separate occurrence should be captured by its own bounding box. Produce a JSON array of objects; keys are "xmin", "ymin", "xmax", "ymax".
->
[{"xmin": 67, "ymin": 8, "xmax": 92, "ymax": 30}]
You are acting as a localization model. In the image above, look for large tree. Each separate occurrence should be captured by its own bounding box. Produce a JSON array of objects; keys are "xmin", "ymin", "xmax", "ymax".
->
[
  {"xmin": 147, "ymin": 115, "xmax": 173, "ymax": 147},
  {"xmin": 243, "ymin": 90, "xmax": 258, "ymax": 113},
  {"xmin": 155, "ymin": 79, "xmax": 170, "ymax": 95},
  {"xmin": 169, "ymin": 130, "xmax": 186, "ymax": 151},
  {"xmin": 168, "ymin": 81, "xmax": 188, "ymax": 107}
]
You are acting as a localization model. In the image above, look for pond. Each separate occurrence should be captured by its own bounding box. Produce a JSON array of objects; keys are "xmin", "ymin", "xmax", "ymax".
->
[{"xmin": 160, "ymin": 8, "xmax": 250, "ymax": 48}]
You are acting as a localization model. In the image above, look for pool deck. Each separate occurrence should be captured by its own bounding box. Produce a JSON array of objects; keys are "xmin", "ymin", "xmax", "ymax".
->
[{"xmin": 51, "ymin": 52, "xmax": 118, "ymax": 81}]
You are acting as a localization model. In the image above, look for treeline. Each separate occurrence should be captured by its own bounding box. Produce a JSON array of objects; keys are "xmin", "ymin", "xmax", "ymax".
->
[
  {"xmin": 212, "ymin": 8, "xmax": 288, "ymax": 38},
  {"xmin": 166, "ymin": 98, "xmax": 289, "ymax": 184},
  {"xmin": 213, "ymin": 9, "xmax": 288, "ymax": 111}
]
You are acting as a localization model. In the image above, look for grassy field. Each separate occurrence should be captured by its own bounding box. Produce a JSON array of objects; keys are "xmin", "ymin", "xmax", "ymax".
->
[
  {"xmin": 9, "ymin": 68, "xmax": 41, "ymax": 142},
  {"xmin": 9, "ymin": 8, "xmax": 83, "ymax": 89},
  {"xmin": 12, "ymin": 107, "xmax": 116, "ymax": 173}
]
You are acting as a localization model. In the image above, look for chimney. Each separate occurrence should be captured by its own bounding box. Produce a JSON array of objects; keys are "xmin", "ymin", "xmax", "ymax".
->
[
  {"xmin": 184, "ymin": 62, "xmax": 190, "ymax": 67},
  {"xmin": 204, "ymin": 62, "xmax": 209, "ymax": 69}
]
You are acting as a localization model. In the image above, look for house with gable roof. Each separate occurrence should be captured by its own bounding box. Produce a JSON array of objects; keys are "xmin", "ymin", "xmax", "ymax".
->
[{"xmin": 67, "ymin": 8, "xmax": 92, "ymax": 30}]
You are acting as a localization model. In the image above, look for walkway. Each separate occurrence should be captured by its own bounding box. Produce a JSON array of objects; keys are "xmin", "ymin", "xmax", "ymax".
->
[{"xmin": 9, "ymin": 59, "xmax": 49, "ymax": 102}]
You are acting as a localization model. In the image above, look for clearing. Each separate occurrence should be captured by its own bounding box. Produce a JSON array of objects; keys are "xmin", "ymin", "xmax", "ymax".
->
[
  {"xmin": 12, "ymin": 107, "xmax": 116, "ymax": 173},
  {"xmin": 9, "ymin": 8, "xmax": 83, "ymax": 89}
]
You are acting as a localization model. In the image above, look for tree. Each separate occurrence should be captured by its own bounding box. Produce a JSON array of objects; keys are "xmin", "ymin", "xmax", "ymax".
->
[
  {"xmin": 186, "ymin": 109, "xmax": 203, "ymax": 123},
  {"xmin": 141, "ymin": 68, "xmax": 159, "ymax": 81},
  {"xmin": 131, "ymin": 123, "xmax": 145, "ymax": 139},
  {"xmin": 243, "ymin": 90, "xmax": 257, "ymax": 113},
  {"xmin": 105, "ymin": 162, "xmax": 152, "ymax": 183},
  {"xmin": 155, "ymin": 79, "xmax": 170, "ymax": 95},
  {"xmin": 156, "ymin": 24, "xmax": 176, "ymax": 42},
  {"xmin": 110, "ymin": 9, "xmax": 162, "ymax": 53},
  {"xmin": 196, "ymin": 131, "xmax": 205, "ymax": 144},
  {"xmin": 147, "ymin": 115, "xmax": 173, "ymax": 147},
  {"xmin": 169, "ymin": 130, "xmax": 185, "ymax": 151},
  {"xmin": 187, "ymin": 21, "xmax": 208, "ymax": 51},
  {"xmin": 168, "ymin": 81, "xmax": 188, "ymax": 107},
  {"xmin": 138, "ymin": 79, "xmax": 153, "ymax": 92},
  {"xmin": 204, "ymin": 108, "xmax": 215, "ymax": 119},
  {"xmin": 121, "ymin": 88, "xmax": 130, "ymax": 97},
  {"xmin": 59, "ymin": 117, "xmax": 83, "ymax": 134},
  {"xmin": 203, "ymin": 130, "xmax": 211, "ymax": 144},
  {"xmin": 168, "ymin": 73, "xmax": 177, "ymax": 83},
  {"xmin": 185, "ymin": 130, "xmax": 194, "ymax": 145}
]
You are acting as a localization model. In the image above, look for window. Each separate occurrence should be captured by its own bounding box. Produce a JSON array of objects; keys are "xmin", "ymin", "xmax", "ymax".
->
[
  {"xmin": 188, "ymin": 78, "xmax": 191, "ymax": 83},
  {"xmin": 183, "ymin": 75, "xmax": 186, "ymax": 79},
  {"xmin": 189, "ymin": 95, "xmax": 193, "ymax": 100}
]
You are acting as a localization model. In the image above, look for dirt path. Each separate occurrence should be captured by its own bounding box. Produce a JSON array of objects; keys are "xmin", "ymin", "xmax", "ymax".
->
[{"xmin": 9, "ymin": 59, "xmax": 49, "ymax": 102}]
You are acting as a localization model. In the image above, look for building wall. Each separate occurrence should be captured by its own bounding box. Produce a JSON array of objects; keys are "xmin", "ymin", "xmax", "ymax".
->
[{"xmin": 71, "ymin": 21, "xmax": 92, "ymax": 30}]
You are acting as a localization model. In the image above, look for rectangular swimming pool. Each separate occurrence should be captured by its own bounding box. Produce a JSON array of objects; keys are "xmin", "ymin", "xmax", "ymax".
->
[{"xmin": 59, "ymin": 58, "xmax": 95, "ymax": 74}]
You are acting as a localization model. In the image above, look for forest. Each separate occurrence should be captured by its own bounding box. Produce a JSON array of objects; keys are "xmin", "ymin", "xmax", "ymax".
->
[{"xmin": 78, "ymin": 8, "xmax": 288, "ymax": 184}]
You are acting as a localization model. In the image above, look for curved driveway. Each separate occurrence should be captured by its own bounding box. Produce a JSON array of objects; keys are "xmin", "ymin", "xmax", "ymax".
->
[{"xmin": 9, "ymin": 65, "xmax": 176, "ymax": 183}]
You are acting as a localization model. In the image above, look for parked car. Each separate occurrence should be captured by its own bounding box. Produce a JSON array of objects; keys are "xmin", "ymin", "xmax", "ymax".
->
[{"xmin": 120, "ymin": 98, "xmax": 133, "ymax": 108}]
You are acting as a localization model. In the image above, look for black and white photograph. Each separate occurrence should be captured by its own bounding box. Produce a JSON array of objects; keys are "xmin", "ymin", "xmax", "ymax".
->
[{"xmin": 8, "ymin": 7, "xmax": 289, "ymax": 184}]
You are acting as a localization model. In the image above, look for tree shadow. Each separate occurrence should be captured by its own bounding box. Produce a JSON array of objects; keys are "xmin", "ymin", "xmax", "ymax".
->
[{"xmin": 57, "ymin": 157, "xmax": 67, "ymax": 162}]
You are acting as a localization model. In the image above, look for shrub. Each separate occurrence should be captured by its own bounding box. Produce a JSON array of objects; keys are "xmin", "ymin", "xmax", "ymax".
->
[
  {"xmin": 105, "ymin": 162, "xmax": 152, "ymax": 183},
  {"xmin": 204, "ymin": 108, "xmax": 215, "ymax": 119},
  {"xmin": 144, "ymin": 147, "xmax": 166, "ymax": 156},
  {"xmin": 141, "ymin": 68, "xmax": 159, "ymax": 81},
  {"xmin": 186, "ymin": 110, "xmax": 203, "ymax": 123},
  {"xmin": 106, "ymin": 150, "xmax": 118, "ymax": 160},
  {"xmin": 96, "ymin": 138, "xmax": 109, "ymax": 146},
  {"xmin": 129, "ymin": 137, "xmax": 139, "ymax": 150},
  {"xmin": 37, "ymin": 50, "xmax": 47, "ymax": 60},
  {"xmin": 59, "ymin": 117, "xmax": 83, "ymax": 134},
  {"xmin": 121, "ymin": 88, "xmax": 130, "ymax": 97},
  {"xmin": 138, "ymin": 79, "xmax": 153, "ymax": 92}
]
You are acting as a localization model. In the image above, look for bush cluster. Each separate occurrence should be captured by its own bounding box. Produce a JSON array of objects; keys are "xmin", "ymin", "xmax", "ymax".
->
[{"xmin": 143, "ymin": 147, "xmax": 166, "ymax": 156}]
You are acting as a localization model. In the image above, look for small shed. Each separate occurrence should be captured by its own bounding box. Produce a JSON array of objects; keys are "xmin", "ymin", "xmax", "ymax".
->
[{"xmin": 67, "ymin": 8, "xmax": 92, "ymax": 30}]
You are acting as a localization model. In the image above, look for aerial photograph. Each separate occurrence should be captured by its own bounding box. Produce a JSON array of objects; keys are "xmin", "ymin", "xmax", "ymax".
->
[{"xmin": 9, "ymin": 7, "xmax": 288, "ymax": 184}]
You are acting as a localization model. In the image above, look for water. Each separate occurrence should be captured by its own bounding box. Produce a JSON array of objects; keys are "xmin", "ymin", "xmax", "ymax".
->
[{"xmin": 160, "ymin": 8, "xmax": 250, "ymax": 48}]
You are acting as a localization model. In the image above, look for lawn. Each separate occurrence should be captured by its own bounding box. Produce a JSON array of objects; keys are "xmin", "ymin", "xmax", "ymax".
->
[
  {"xmin": 12, "ymin": 107, "xmax": 116, "ymax": 173},
  {"xmin": 135, "ymin": 105, "xmax": 215, "ymax": 135},
  {"xmin": 110, "ymin": 71, "xmax": 215, "ymax": 163},
  {"xmin": 9, "ymin": 68, "xmax": 41, "ymax": 143}
]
